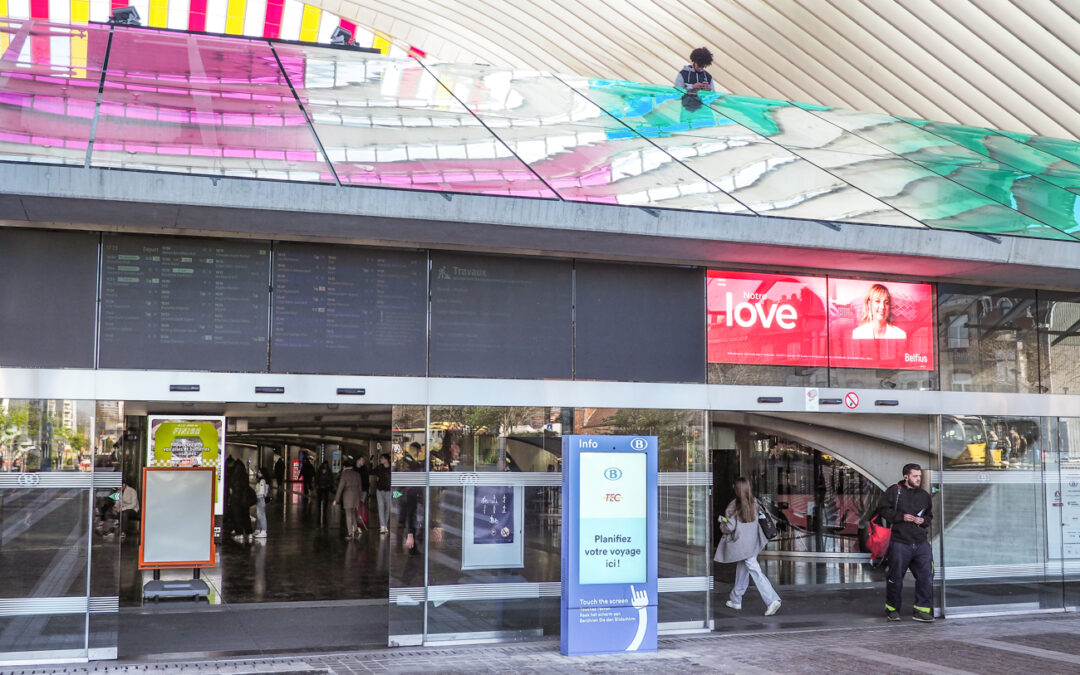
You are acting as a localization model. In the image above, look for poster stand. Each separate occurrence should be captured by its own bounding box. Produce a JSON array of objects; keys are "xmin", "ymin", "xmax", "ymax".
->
[{"xmin": 139, "ymin": 467, "xmax": 217, "ymax": 602}]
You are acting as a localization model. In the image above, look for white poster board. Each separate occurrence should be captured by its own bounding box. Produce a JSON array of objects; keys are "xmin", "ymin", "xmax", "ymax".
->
[
  {"xmin": 462, "ymin": 484, "xmax": 524, "ymax": 570},
  {"xmin": 140, "ymin": 467, "xmax": 216, "ymax": 568}
]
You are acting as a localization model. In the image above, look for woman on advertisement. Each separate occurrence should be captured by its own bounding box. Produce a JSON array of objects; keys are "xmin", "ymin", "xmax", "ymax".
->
[{"xmin": 852, "ymin": 283, "xmax": 906, "ymax": 340}]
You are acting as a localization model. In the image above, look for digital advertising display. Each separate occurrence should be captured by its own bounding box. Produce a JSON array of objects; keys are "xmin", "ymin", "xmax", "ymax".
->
[
  {"xmin": 562, "ymin": 435, "xmax": 657, "ymax": 657},
  {"xmin": 707, "ymin": 270, "xmax": 935, "ymax": 371},
  {"xmin": 707, "ymin": 270, "xmax": 828, "ymax": 367},
  {"xmin": 827, "ymin": 278, "xmax": 935, "ymax": 370}
]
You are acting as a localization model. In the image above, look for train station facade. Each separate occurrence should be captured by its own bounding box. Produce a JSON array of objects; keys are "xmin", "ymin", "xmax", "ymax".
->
[{"xmin": 1, "ymin": 17, "xmax": 1080, "ymax": 665}]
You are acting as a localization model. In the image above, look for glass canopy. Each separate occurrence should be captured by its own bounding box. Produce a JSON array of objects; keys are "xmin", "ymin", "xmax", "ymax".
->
[{"xmin": 2, "ymin": 18, "xmax": 1080, "ymax": 241}]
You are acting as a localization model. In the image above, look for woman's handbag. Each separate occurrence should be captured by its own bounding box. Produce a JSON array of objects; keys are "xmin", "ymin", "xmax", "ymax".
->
[{"xmin": 757, "ymin": 502, "xmax": 778, "ymax": 540}]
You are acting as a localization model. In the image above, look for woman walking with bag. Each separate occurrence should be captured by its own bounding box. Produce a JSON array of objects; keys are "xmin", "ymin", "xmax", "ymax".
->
[{"xmin": 715, "ymin": 477, "xmax": 781, "ymax": 616}]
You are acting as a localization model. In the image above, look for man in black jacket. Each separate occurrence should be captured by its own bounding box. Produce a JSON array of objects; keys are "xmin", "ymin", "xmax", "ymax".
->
[{"xmin": 877, "ymin": 463, "xmax": 934, "ymax": 623}]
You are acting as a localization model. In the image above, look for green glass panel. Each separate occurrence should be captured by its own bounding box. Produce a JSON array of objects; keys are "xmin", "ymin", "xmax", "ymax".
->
[
  {"xmin": 803, "ymin": 108, "xmax": 984, "ymax": 162},
  {"xmin": 920, "ymin": 160, "xmax": 1080, "ymax": 235},
  {"xmin": 575, "ymin": 78, "xmax": 758, "ymax": 141},
  {"xmin": 904, "ymin": 118, "xmax": 1080, "ymax": 191},
  {"xmin": 1007, "ymin": 133, "xmax": 1080, "ymax": 168},
  {"xmin": 797, "ymin": 149, "xmax": 1074, "ymax": 240}
]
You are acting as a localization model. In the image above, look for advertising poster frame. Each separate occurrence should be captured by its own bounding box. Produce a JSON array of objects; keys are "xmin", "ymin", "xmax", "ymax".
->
[
  {"xmin": 147, "ymin": 415, "xmax": 226, "ymax": 516},
  {"xmin": 561, "ymin": 435, "xmax": 657, "ymax": 656},
  {"xmin": 461, "ymin": 484, "xmax": 525, "ymax": 570}
]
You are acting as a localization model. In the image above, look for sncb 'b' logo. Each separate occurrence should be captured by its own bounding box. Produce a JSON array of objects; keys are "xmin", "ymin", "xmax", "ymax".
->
[
  {"xmin": 630, "ymin": 437, "xmax": 648, "ymax": 451},
  {"xmin": 603, "ymin": 467, "xmax": 623, "ymax": 481}
]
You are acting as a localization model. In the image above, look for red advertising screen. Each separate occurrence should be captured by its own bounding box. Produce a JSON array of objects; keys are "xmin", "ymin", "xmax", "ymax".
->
[
  {"xmin": 707, "ymin": 270, "xmax": 936, "ymax": 371},
  {"xmin": 707, "ymin": 271, "xmax": 828, "ymax": 367},
  {"xmin": 827, "ymin": 278, "xmax": 935, "ymax": 370}
]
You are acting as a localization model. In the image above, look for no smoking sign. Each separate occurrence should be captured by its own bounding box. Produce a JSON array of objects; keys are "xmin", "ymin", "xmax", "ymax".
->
[{"xmin": 844, "ymin": 392, "xmax": 860, "ymax": 409}]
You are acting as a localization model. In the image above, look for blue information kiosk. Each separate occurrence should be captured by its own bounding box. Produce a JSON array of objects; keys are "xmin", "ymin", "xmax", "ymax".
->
[{"xmin": 561, "ymin": 435, "xmax": 657, "ymax": 656}]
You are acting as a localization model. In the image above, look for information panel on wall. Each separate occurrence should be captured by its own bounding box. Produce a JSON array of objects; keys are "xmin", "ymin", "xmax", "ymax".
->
[
  {"xmin": 271, "ymin": 244, "xmax": 427, "ymax": 375},
  {"xmin": 707, "ymin": 270, "xmax": 935, "ymax": 371},
  {"xmin": 99, "ymin": 235, "xmax": 270, "ymax": 371},
  {"xmin": 561, "ymin": 435, "xmax": 657, "ymax": 656}
]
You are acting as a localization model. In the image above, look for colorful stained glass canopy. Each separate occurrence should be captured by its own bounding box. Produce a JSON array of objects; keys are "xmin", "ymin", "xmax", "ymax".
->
[{"xmin": 2, "ymin": 19, "xmax": 1080, "ymax": 241}]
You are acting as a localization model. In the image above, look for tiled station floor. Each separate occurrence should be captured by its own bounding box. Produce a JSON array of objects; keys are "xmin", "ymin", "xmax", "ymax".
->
[{"xmin": 12, "ymin": 610, "xmax": 1080, "ymax": 673}]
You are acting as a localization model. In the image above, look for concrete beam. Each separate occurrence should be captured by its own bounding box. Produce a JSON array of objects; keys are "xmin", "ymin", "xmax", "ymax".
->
[{"xmin": 2, "ymin": 163, "xmax": 1078, "ymax": 289}]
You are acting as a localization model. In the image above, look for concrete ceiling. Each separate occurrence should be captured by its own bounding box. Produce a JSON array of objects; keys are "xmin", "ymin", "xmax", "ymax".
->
[{"xmin": 324, "ymin": 0, "xmax": 1080, "ymax": 140}]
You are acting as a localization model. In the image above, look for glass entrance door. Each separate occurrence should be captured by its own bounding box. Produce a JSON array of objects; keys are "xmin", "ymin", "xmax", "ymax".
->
[
  {"xmin": 939, "ymin": 415, "xmax": 1064, "ymax": 614},
  {"xmin": 0, "ymin": 399, "xmax": 120, "ymax": 665},
  {"xmin": 1057, "ymin": 417, "xmax": 1080, "ymax": 609}
]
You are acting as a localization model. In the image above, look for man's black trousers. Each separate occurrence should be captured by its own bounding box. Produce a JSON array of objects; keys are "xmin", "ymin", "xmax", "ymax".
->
[{"xmin": 886, "ymin": 539, "xmax": 933, "ymax": 613}]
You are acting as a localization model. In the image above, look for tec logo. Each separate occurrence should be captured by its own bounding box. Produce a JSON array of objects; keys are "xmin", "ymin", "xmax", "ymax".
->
[
  {"xmin": 630, "ymin": 437, "xmax": 648, "ymax": 451},
  {"xmin": 604, "ymin": 493, "xmax": 622, "ymax": 502},
  {"xmin": 604, "ymin": 467, "xmax": 623, "ymax": 480}
]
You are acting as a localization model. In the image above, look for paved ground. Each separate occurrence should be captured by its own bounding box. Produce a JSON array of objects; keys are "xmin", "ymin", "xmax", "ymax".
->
[{"xmin": 8, "ymin": 611, "xmax": 1080, "ymax": 674}]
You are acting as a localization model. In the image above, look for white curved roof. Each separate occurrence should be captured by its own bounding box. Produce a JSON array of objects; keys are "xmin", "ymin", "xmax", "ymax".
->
[{"xmin": 328, "ymin": 0, "xmax": 1080, "ymax": 140}]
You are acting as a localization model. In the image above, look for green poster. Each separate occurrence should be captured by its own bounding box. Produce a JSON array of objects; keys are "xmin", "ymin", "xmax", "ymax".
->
[{"xmin": 148, "ymin": 416, "xmax": 225, "ymax": 515}]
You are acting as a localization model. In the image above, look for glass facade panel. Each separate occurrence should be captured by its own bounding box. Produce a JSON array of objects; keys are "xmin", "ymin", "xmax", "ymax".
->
[
  {"xmin": 1058, "ymin": 417, "xmax": 1080, "ymax": 609},
  {"xmin": 575, "ymin": 408, "xmax": 709, "ymax": 628},
  {"xmin": 423, "ymin": 406, "xmax": 564, "ymax": 641},
  {"xmin": 796, "ymin": 148, "xmax": 1072, "ymax": 240},
  {"xmin": 91, "ymin": 30, "xmax": 332, "ymax": 182},
  {"xmin": 290, "ymin": 49, "xmax": 555, "ymax": 197},
  {"xmin": 0, "ymin": 20, "xmax": 106, "ymax": 165},
  {"xmin": 940, "ymin": 415, "xmax": 1062, "ymax": 613},
  {"xmin": 938, "ymin": 284, "xmax": 1040, "ymax": 393},
  {"xmin": 0, "ymin": 399, "xmax": 103, "ymax": 661},
  {"xmin": 746, "ymin": 432, "xmax": 882, "ymax": 556},
  {"xmin": 387, "ymin": 404, "xmax": 426, "ymax": 645},
  {"xmin": 1039, "ymin": 291, "xmax": 1080, "ymax": 395}
]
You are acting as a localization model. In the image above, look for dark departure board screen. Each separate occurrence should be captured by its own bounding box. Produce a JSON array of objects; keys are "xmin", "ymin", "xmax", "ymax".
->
[
  {"xmin": 0, "ymin": 229, "xmax": 98, "ymax": 368},
  {"xmin": 99, "ymin": 235, "xmax": 270, "ymax": 371},
  {"xmin": 429, "ymin": 252, "xmax": 572, "ymax": 379},
  {"xmin": 270, "ymin": 244, "xmax": 427, "ymax": 375}
]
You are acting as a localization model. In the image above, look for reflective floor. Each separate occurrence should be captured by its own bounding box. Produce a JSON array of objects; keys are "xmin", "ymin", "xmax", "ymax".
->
[
  {"xmin": 119, "ymin": 487, "xmax": 390, "ymax": 606},
  {"xmin": 117, "ymin": 486, "xmax": 390, "ymax": 658}
]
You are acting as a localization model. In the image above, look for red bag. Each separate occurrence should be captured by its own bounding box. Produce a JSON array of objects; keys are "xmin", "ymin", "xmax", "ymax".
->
[
  {"xmin": 356, "ymin": 503, "xmax": 369, "ymax": 527},
  {"xmin": 866, "ymin": 515, "xmax": 891, "ymax": 562}
]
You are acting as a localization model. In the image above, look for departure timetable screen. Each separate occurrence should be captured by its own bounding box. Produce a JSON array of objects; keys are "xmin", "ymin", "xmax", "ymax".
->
[
  {"xmin": 99, "ymin": 236, "xmax": 270, "ymax": 371},
  {"xmin": 270, "ymin": 245, "xmax": 426, "ymax": 374}
]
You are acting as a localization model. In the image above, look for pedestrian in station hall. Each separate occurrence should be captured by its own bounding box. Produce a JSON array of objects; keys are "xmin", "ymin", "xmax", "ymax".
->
[
  {"xmin": 253, "ymin": 468, "xmax": 269, "ymax": 539},
  {"xmin": 714, "ymin": 477, "xmax": 781, "ymax": 616},
  {"xmin": 374, "ymin": 453, "xmax": 392, "ymax": 534},
  {"xmin": 333, "ymin": 457, "xmax": 364, "ymax": 539},
  {"xmin": 314, "ymin": 460, "xmax": 333, "ymax": 525},
  {"xmin": 300, "ymin": 453, "xmax": 315, "ymax": 498},
  {"xmin": 273, "ymin": 454, "xmax": 285, "ymax": 495},
  {"xmin": 878, "ymin": 463, "xmax": 934, "ymax": 622}
]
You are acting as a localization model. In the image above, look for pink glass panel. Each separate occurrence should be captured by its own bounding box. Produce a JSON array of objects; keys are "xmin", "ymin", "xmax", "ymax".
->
[
  {"xmin": 90, "ymin": 27, "xmax": 332, "ymax": 182},
  {"xmin": 0, "ymin": 20, "xmax": 108, "ymax": 165}
]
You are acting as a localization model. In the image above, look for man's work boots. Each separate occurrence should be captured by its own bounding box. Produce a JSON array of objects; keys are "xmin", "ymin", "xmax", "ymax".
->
[
  {"xmin": 912, "ymin": 608, "xmax": 935, "ymax": 623},
  {"xmin": 886, "ymin": 610, "xmax": 901, "ymax": 622}
]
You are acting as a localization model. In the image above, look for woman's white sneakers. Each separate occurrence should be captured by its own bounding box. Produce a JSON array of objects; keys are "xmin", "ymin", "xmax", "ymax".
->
[
  {"xmin": 765, "ymin": 600, "xmax": 781, "ymax": 616},
  {"xmin": 725, "ymin": 600, "xmax": 742, "ymax": 610}
]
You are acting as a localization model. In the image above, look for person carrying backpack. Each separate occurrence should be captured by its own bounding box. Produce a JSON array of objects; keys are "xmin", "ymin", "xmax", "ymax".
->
[
  {"xmin": 877, "ymin": 463, "xmax": 934, "ymax": 622},
  {"xmin": 714, "ymin": 477, "xmax": 781, "ymax": 616}
]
